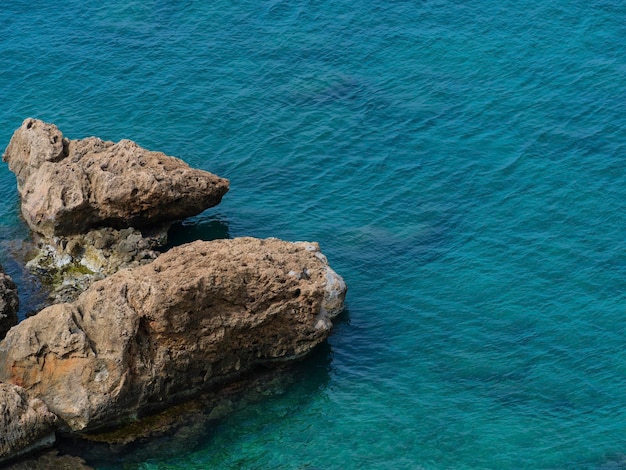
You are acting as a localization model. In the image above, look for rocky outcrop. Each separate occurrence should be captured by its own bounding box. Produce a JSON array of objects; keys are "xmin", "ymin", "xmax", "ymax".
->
[
  {"xmin": 0, "ymin": 266, "xmax": 19, "ymax": 340},
  {"xmin": 0, "ymin": 383, "xmax": 57, "ymax": 464},
  {"xmin": 0, "ymin": 119, "xmax": 347, "ymax": 462},
  {"xmin": 2, "ymin": 118, "xmax": 229, "ymax": 237},
  {"xmin": 0, "ymin": 237, "xmax": 346, "ymax": 432}
]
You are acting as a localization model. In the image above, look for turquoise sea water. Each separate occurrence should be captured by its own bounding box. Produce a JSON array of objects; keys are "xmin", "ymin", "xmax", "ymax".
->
[{"xmin": 2, "ymin": 1, "xmax": 626, "ymax": 468}]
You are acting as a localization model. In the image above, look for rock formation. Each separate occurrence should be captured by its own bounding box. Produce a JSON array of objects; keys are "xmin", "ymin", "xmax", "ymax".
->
[
  {"xmin": 0, "ymin": 237, "xmax": 346, "ymax": 432},
  {"xmin": 2, "ymin": 118, "xmax": 229, "ymax": 237},
  {"xmin": 0, "ymin": 265, "xmax": 19, "ymax": 340},
  {"xmin": 0, "ymin": 383, "xmax": 57, "ymax": 463},
  {"xmin": 0, "ymin": 119, "xmax": 347, "ymax": 464}
]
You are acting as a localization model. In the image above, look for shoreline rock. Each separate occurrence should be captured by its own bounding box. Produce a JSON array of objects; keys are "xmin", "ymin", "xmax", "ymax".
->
[
  {"xmin": 0, "ymin": 119, "xmax": 347, "ymax": 464},
  {"xmin": 2, "ymin": 118, "xmax": 229, "ymax": 237},
  {"xmin": 0, "ymin": 237, "xmax": 346, "ymax": 433},
  {"xmin": 0, "ymin": 266, "xmax": 19, "ymax": 340}
]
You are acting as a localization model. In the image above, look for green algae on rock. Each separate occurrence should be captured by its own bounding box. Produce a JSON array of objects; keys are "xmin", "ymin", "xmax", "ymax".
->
[{"xmin": 26, "ymin": 226, "xmax": 168, "ymax": 304}]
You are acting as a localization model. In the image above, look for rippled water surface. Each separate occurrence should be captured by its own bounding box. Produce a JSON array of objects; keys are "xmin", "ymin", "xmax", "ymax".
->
[{"xmin": 2, "ymin": 1, "xmax": 626, "ymax": 468}]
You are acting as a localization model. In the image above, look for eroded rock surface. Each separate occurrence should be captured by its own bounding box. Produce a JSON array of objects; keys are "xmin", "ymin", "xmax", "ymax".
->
[
  {"xmin": 0, "ymin": 383, "xmax": 57, "ymax": 464},
  {"xmin": 0, "ymin": 237, "xmax": 346, "ymax": 432},
  {"xmin": 3, "ymin": 118, "xmax": 229, "ymax": 237},
  {"xmin": 0, "ymin": 266, "xmax": 19, "ymax": 340}
]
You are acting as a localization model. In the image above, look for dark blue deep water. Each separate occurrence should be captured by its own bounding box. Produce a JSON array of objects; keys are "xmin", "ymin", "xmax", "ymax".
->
[{"xmin": 2, "ymin": 1, "xmax": 626, "ymax": 468}]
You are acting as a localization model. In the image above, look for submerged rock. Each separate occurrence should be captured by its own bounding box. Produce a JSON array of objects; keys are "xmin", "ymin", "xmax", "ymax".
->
[
  {"xmin": 0, "ymin": 266, "xmax": 19, "ymax": 340},
  {"xmin": 0, "ymin": 237, "xmax": 346, "ymax": 432},
  {"xmin": 56, "ymin": 354, "xmax": 329, "ymax": 464},
  {"xmin": 0, "ymin": 383, "xmax": 57, "ymax": 464},
  {"xmin": 2, "ymin": 118, "xmax": 229, "ymax": 237},
  {"xmin": 5, "ymin": 449, "xmax": 94, "ymax": 470}
]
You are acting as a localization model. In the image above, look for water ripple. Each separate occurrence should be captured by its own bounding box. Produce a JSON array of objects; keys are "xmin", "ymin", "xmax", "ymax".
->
[{"xmin": 2, "ymin": 0, "xmax": 626, "ymax": 468}]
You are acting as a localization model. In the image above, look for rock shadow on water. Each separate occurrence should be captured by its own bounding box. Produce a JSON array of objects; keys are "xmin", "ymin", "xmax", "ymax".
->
[
  {"xmin": 55, "ymin": 342, "xmax": 334, "ymax": 469},
  {"xmin": 161, "ymin": 213, "xmax": 231, "ymax": 251}
]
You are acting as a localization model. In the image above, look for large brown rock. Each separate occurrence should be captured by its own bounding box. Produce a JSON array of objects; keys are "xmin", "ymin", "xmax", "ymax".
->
[
  {"xmin": 0, "ymin": 383, "xmax": 57, "ymax": 463},
  {"xmin": 0, "ymin": 237, "xmax": 346, "ymax": 432},
  {"xmin": 2, "ymin": 118, "xmax": 229, "ymax": 237},
  {"xmin": 6, "ymin": 450, "xmax": 94, "ymax": 470},
  {"xmin": 0, "ymin": 266, "xmax": 19, "ymax": 340}
]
